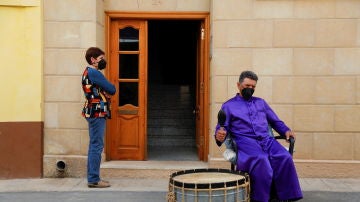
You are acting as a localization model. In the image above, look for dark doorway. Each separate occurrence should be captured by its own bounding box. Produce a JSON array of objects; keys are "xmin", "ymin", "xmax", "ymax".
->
[{"xmin": 147, "ymin": 20, "xmax": 200, "ymax": 161}]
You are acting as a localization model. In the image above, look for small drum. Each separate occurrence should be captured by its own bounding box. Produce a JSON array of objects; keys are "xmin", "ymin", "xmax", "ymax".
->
[{"xmin": 167, "ymin": 168, "xmax": 250, "ymax": 202}]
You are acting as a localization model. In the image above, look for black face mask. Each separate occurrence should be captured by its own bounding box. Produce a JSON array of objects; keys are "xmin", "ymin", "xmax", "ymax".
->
[
  {"xmin": 241, "ymin": 88, "xmax": 254, "ymax": 100},
  {"xmin": 98, "ymin": 59, "xmax": 107, "ymax": 70}
]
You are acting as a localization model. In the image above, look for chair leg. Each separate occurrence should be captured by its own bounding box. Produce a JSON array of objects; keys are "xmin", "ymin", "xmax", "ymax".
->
[
  {"xmin": 231, "ymin": 163, "xmax": 235, "ymax": 171},
  {"xmin": 288, "ymin": 137, "xmax": 295, "ymax": 156}
]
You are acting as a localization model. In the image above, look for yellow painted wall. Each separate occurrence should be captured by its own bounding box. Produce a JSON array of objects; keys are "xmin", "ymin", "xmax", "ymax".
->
[{"xmin": 0, "ymin": 0, "xmax": 42, "ymax": 122}]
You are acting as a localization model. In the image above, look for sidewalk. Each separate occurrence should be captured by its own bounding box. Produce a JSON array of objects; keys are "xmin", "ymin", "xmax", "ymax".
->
[
  {"xmin": 0, "ymin": 177, "xmax": 360, "ymax": 193},
  {"xmin": 0, "ymin": 178, "xmax": 167, "ymax": 192}
]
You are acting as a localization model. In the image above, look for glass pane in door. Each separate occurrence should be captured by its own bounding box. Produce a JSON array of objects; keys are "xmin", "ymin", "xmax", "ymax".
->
[
  {"xmin": 119, "ymin": 27, "xmax": 139, "ymax": 51},
  {"xmin": 119, "ymin": 82, "xmax": 138, "ymax": 106},
  {"xmin": 119, "ymin": 54, "xmax": 139, "ymax": 79}
]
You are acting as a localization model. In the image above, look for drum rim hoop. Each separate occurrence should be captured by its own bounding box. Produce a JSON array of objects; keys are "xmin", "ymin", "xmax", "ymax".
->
[{"xmin": 169, "ymin": 168, "xmax": 249, "ymax": 189}]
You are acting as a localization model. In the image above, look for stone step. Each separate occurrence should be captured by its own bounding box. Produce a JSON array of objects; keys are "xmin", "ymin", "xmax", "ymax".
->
[
  {"xmin": 147, "ymin": 117, "xmax": 195, "ymax": 127},
  {"xmin": 148, "ymin": 97, "xmax": 192, "ymax": 103},
  {"xmin": 100, "ymin": 161, "xmax": 208, "ymax": 179},
  {"xmin": 148, "ymin": 108, "xmax": 194, "ymax": 116},
  {"xmin": 148, "ymin": 127, "xmax": 195, "ymax": 137},
  {"xmin": 147, "ymin": 146, "xmax": 198, "ymax": 160},
  {"xmin": 148, "ymin": 105, "xmax": 193, "ymax": 112},
  {"xmin": 148, "ymin": 84, "xmax": 192, "ymax": 92},
  {"xmin": 148, "ymin": 137, "xmax": 196, "ymax": 147}
]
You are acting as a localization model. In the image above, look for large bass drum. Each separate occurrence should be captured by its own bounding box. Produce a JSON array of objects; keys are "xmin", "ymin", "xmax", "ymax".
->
[{"xmin": 167, "ymin": 168, "xmax": 250, "ymax": 202}]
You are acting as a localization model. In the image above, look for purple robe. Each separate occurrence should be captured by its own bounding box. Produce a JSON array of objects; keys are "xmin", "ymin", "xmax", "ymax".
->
[{"xmin": 215, "ymin": 94, "xmax": 303, "ymax": 202}]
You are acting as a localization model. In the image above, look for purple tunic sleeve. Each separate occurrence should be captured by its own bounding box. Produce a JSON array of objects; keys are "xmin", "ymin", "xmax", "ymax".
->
[{"xmin": 263, "ymin": 101, "xmax": 290, "ymax": 137}]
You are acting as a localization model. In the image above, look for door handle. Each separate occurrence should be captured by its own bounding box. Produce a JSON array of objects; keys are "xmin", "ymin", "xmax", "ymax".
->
[{"xmin": 193, "ymin": 107, "xmax": 200, "ymax": 115}]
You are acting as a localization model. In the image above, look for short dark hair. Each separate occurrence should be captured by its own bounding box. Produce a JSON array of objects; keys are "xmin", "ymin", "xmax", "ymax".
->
[
  {"xmin": 85, "ymin": 47, "xmax": 105, "ymax": 65},
  {"xmin": 239, "ymin": 71, "xmax": 258, "ymax": 83}
]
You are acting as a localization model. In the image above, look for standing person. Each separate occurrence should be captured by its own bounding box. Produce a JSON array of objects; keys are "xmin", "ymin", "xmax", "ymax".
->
[
  {"xmin": 215, "ymin": 71, "xmax": 303, "ymax": 202},
  {"xmin": 82, "ymin": 47, "xmax": 116, "ymax": 188}
]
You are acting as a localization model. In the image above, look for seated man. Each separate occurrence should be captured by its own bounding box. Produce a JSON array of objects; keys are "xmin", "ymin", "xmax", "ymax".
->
[{"xmin": 215, "ymin": 71, "xmax": 303, "ymax": 202}]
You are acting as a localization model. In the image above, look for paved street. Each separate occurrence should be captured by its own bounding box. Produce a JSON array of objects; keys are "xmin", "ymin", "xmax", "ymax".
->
[
  {"xmin": 0, "ymin": 178, "xmax": 360, "ymax": 202},
  {"xmin": 1, "ymin": 191, "xmax": 360, "ymax": 202}
]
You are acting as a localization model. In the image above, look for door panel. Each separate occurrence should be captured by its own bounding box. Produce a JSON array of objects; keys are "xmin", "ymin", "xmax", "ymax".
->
[
  {"xmin": 195, "ymin": 22, "xmax": 205, "ymax": 160},
  {"xmin": 108, "ymin": 20, "xmax": 147, "ymax": 160}
]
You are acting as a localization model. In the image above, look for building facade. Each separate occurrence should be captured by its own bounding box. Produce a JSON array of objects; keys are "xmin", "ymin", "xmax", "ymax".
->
[
  {"xmin": 1, "ymin": 0, "xmax": 359, "ymax": 179},
  {"xmin": 0, "ymin": 0, "xmax": 43, "ymax": 178}
]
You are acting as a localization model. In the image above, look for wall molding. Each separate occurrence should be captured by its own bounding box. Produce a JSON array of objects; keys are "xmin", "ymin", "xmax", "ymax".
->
[{"xmin": 0, "ymin": 0, "xmax": 39, "ymax": 7}]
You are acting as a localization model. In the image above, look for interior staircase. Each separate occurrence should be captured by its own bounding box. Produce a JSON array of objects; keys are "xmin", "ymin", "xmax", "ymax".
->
[
  {"xmin": 147, "ymin": 84, "xmax": 195, "ymax": 147},
  {"xmin": 147, "ymin": 84, "xmax": 197, "ymax": 161}
]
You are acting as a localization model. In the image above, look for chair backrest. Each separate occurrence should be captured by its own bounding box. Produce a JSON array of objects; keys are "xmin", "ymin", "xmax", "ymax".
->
[{"xmin": 268, "ymin": 124, "xmax": 275, "ymax": 137}]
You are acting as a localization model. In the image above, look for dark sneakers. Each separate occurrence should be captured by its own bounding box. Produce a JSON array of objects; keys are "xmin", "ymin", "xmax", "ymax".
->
[{"xmin": 88, "ymin": 180, "xmax": 111, "ymax": 188}]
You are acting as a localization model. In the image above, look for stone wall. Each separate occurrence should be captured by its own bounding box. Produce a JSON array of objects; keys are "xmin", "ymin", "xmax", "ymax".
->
[
  {"xmin": 209, "ymin": 0, "xmax": 360, "ymax": 167},
  {"xmin": 43, "ymin": 0, "xmax": 105, "ymax": 177}
]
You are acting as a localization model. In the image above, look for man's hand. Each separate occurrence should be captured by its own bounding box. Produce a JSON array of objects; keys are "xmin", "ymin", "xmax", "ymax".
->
[
  {"xmin": 285, "ymin": 130, "xmax": 296, "ymax": 142},
  {"xmin": 215, "ymin": 127, "xmax": 227, "ymax": 143}
]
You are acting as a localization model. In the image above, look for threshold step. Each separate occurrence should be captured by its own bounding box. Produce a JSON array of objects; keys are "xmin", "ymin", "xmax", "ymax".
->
[
  {"xmin": 100, "ymin": 161, "xmax": 208, "ymax": 179},
  {"xmin": 101, "ymin": 160, "xmax": 208, "ymax": 170}
]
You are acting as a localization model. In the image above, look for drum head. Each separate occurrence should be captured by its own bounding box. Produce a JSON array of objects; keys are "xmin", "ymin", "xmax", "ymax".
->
[
  {"xmin": 173, "ymin": 171, "xmax": 243, "ymax": 184},
  {"xmin": 170, "ymin": 168, "xmax": 248, "ymax": 189}
]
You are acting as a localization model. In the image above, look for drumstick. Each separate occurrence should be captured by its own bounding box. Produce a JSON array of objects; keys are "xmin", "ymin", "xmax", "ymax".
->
[{"xmin": 217, "ymin": 109, "xmax": 226, "ymax": 127}]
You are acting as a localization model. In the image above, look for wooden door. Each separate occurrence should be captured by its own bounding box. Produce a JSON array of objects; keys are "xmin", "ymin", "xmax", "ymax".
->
[
  {"xmin": 195, "ymin": 22, "xmax": 206, "ymax": 160},
  {"xmin": 107, "ymin": 20, "xmax": 147, "ymax": 160}
]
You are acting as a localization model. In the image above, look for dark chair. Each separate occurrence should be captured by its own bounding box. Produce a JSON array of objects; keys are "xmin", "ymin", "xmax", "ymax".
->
[{"xmin": 216, "ymin": 109, "xmax": 295, "ymax": 171}]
